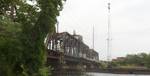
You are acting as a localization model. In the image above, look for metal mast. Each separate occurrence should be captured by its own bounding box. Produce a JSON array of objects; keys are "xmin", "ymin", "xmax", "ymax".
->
[
  {"xmin": 56, "ymin": 21, "xmax": 59, "ymax": 33},
  {"xmin": 93, "ymin": 26, "xmax": 95, "ymax": 50},
  {"xmin": 107, "ymin": 1, "xmax": 111, "ymax": 61}
]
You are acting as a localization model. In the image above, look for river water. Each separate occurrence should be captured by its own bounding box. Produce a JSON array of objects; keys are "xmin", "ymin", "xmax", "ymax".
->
[
  {"xmin": 53, "ymin": 72, "xmax": 150, "ymax": 76},
  {"xmin": 86, "ymin": 73, "xmax": 150, "ymax": 76}
]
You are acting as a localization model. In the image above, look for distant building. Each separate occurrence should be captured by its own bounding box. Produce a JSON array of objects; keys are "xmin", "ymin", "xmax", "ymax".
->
[{"xmin": 112, "ymin": 57, "xmax": 126, "ymax": 62}]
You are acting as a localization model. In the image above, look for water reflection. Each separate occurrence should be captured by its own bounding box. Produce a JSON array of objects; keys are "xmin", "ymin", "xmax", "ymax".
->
[
  {"xmin": 86, "ymin": 72, "xmax": 150, "ymax": 76},
  {"xmin": 52, "ymin": 72, "xmax": 150, "ymax": 76}
]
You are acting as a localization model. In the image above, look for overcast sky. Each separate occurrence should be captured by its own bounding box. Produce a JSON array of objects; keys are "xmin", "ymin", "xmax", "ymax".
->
[{"xmin": 57, "ymin": 0, "xmax": 150, "ymax": 60}]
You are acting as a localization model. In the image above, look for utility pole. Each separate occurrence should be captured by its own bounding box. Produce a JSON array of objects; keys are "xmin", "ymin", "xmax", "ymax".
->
[{"xmin": 107, "ymin": 0, "xmax": 111, "ymax": 61}]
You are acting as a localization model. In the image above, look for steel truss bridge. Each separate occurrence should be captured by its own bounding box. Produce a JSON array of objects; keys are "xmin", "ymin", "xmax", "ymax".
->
[{"xmin": 46, "ymin": 32, "xmax": 101, "ymax": 74}]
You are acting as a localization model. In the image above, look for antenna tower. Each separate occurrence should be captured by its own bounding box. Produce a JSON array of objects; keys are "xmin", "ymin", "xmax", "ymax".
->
[
  {"xmin": 107, "ymin": 0, "xmax": 111, "ymax": 61},
  {"xmin": 92, "ymin": 26, "xmax": 95, "ymax": 50}
]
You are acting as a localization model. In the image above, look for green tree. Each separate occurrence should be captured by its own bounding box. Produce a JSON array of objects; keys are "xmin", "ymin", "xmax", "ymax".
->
[
  {"xmin": 0, "ymin": 0, "xmax": 65, "ymax": 76},
  {"xmin": 0, "ymin": 16, "xmax": 23, "ymax": 76},
  {"xmin": 111, "ymin": 53, "xmax": 150, "ymax": 69},
  {"xmin": 144, "ymin": 54, "xmax": 150, "ymax": 68}
]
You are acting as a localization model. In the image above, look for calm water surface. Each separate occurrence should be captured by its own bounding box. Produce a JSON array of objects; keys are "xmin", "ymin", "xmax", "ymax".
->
[{"xmin": 86, "ymin": 73, "xmax": 150, "ymax": 76}]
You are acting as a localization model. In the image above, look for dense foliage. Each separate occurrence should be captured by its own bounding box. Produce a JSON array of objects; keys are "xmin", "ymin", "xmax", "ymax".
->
[
  {"xmin": 0, "ymin": 0, "xmax": 65, "ymax": 76},
  {"xmin": 111, "ymin": 53, "xmax": 150, "ymax": 69}
]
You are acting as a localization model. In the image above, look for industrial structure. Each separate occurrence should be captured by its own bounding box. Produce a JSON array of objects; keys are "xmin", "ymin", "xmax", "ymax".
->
[{"xmin": 46, "ymin": 32, "xmax": 100, "ymax": 75}]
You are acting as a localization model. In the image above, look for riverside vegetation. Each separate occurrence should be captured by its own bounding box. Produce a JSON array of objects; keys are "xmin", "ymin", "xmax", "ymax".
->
[
  {"xmin": 0, "ymin": 0, "xmax": 65, "ymax": 76},
  {"xmin": 110, "ymin": 53, "xmax": 150, "ymax": 69}
]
